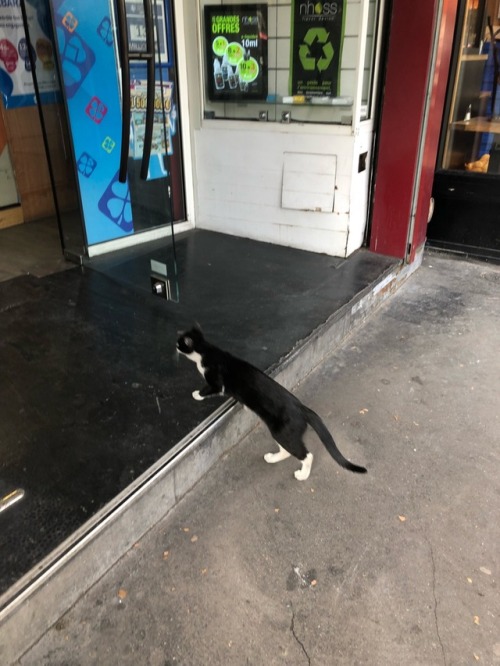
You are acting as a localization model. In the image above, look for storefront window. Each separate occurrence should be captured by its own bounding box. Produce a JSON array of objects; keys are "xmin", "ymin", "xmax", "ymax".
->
[
  {"xmin": 200, "ymin": 0, "xmax": 380, "ymax": 125},
  {"xmin": 440, "ymin": 0, "xmax": 500, "ymax": 174}
]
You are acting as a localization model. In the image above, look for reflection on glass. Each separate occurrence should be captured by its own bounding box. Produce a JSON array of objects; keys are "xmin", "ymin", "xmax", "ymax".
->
[
  {"xmin": 16, "ymin": 0, "xmax": 86, "ymax": 259},
  {"xmin": 442, "ymin": 0, "xmax": 500, "ymax": 174}
]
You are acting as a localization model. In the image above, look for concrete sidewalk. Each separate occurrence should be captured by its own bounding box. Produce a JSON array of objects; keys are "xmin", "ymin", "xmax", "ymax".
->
[{"xmin": 15, "ymin": 253, "xmax": 500, "ymax": 666}]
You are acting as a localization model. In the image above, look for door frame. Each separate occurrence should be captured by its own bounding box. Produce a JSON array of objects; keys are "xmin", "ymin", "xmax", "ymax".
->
[{"xmin": 369, "ymin": 0, "xmax": 458, "ymax": 261}]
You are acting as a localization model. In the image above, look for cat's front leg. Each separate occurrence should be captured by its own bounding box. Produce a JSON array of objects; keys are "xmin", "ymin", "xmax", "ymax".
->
[{"xmin": 192, "ymin": 384, "xmax": 222, "ymax": 401}]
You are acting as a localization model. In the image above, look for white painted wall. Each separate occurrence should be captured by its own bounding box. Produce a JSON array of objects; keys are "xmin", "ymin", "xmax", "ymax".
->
[
  {"xmin": 194, "ymin": 121, "xmax": 358, "ymax": 255},
  {"xmin": 176, "ymin": 0, "xmax": 379, "ymax": 257}
]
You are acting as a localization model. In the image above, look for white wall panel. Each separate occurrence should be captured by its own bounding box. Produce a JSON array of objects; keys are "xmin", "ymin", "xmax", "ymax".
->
[
  {"xmin": 282, "ymin": 152, "xmax": 336, "ymax": 212},
  {"xmin": 279, "ymin": 225, "xmax": 348, "ymax": 256},
  {"xmin": 194, "ymin": 125, "xmax": 356, "ymax": 254}
]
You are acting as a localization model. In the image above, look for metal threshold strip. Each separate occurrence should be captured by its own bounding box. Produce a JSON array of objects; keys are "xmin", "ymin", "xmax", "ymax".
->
[{"xmin": 0, "ymin": 489, "xmax": 25, "ymax": 514}]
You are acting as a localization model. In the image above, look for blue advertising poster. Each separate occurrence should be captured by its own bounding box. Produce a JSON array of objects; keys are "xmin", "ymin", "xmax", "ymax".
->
[
  {"xmin": 51, "ymin": 0, "xmax": 178, "ymax": 246},
  {"xmin": 0, "ymin": 0, "xmax": 59, "ymax": 108},
  {"xmin": 51, "ymin": 0, "xmax": 132, "ymax": 244}
]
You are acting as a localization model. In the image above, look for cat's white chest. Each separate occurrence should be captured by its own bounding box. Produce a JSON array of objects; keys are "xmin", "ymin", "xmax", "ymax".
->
[{"xmin": 191, "ymin": 351, "xmax": 205, "ymax": 377}]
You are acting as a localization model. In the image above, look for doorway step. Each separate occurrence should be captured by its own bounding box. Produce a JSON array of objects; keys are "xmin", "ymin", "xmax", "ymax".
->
[{"xmin": 0, "ymin": 230, "xmax": 419, "ymax": 663}]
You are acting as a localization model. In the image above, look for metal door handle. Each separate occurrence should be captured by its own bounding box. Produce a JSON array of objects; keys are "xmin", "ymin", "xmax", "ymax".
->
[
  {"xmin": 140, "ymin": 0, "xmax": 156, "ymax": 180},
  {"xmin": 116, "ymin": 0, "xmax": 155, "ymax": 182},
  {"xmin": 116, "ymin": 0, "xmax": 130, "ymax": 183}
]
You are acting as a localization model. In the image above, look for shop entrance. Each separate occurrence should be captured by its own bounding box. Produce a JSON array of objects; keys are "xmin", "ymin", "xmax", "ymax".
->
[
  {"xmin": 429, "ymin": 0, "xmax": 500, "ymax": 262},
  {"xmin": 1, "ymin": 0, "xmax": 185, "ymax": 291}
]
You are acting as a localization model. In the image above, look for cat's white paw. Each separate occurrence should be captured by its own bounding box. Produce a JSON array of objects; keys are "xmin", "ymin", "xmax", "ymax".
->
[
  {"xmin": 264, "ymin": 448, "xmax": 291, "ymax": 464},
  {"xmin": 294, "ymin": 453, "xmax": 313, "ymax": 481},
  {"xmin": 294, "ymin": 467, "xmax": 311, "ymax": 481},
  {"xmin": 192, "ymin": 390, "xmax": 204, "ymax": 401}
]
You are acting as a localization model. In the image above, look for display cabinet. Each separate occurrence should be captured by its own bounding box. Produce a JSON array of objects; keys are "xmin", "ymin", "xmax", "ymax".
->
[
  {"xmin": 429, "ymin": 0, "xmax": 500, "ymax": 261},
  {"xmin": 441, "ymin": 0, "xmax": 500, "ymax": 174}
]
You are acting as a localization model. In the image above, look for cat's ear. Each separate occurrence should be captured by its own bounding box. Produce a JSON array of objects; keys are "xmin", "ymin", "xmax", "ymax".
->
[
  {"xmin": 183, "ymin": 335, "xmax": 194, "ymax": 350},
  {"xmin": 193, "ymin": 322, "xmax": 203, "ymax": 334}
]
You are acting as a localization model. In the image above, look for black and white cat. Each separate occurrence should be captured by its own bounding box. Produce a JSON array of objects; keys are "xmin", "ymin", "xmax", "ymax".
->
[{"xmin": 176, "ymin": 327, "xmax": 366, "ymax": 481}]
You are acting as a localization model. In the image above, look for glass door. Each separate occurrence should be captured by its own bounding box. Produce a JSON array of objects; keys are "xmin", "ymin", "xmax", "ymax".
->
[
  {"xmin": 430, "ymin": 0, "xmax": 500, "ymax": 261},
  {"xmin": 18, "ymin": 0, "xmax": 85, "ymax": 262},
  {"xmin": 21, "ymin": 0, "xmax": 184, "ymax": 297}
]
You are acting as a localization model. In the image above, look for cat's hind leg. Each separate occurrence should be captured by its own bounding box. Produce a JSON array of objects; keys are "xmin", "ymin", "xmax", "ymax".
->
[
  {"xmin": 272, "ymin": 427, "xmax": 313, "ymax": 480},
  {"xmin": 294, "ymin": 452, "xmax": 313, "ymax": 481},
  {"xmin": 264, "ymin": 444, "xmax": 291, "ymax": 464}
]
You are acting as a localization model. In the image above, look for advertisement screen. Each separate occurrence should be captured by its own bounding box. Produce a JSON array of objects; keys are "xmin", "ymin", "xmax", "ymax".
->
[{"xmin": 204, "ymin": 4, "xmax": 268, "ymax": 102}]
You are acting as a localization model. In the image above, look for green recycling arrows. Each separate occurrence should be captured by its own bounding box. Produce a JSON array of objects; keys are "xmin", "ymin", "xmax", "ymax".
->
[{"xmin": 299, "ymin": 28, "xmax": 335, "ymax": 72}]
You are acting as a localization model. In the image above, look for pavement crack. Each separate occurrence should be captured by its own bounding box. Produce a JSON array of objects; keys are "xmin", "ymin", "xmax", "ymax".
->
[
  {"xmin": 426, "ymin": 536, "xmax": 446, "ymax": 666},
  {"xmin": 290, "ymin": 607, "xmax": 311, "ymax": 666}
]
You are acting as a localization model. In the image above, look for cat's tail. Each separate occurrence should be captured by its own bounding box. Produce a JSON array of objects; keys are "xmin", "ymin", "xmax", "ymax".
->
[{"xmin": 303, "ymin": 406, "xmax": 367, "ymax": 474}]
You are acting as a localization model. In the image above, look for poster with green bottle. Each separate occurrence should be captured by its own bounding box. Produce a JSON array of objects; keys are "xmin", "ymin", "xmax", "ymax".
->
[{"xmin": 204, "ymin": 4, "xmax": 268, "ymax": 101}]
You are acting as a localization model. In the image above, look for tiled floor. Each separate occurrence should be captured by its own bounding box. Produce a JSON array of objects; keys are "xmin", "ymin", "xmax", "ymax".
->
[{"xmin": 0, "ymin": 227, "xmax": 397, "ymax": 605}]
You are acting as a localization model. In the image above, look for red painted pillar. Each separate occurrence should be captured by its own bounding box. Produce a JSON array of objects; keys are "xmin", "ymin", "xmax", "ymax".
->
[{"xmin": 370, "ymin": 0, "xmax": 458, "ymax": 260}]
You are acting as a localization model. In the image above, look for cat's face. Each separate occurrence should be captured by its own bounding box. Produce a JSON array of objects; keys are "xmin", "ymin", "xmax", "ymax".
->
[{"xmin": 176, "ymin": 328, "xmax": 204, "ymax": 356}]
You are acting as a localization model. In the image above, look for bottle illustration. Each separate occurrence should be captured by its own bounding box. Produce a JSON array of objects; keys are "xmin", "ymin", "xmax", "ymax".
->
[
  {"xmin": 221, "ymin": 53, "xmax": 229, "ymax": 81},
  {"xmin": 228, "ymin": 65, "xmax": 237, "ymax": 90},
  {"xmin": 238, "ymin": 61, "xmax": 249, "ymax": 92},
  {"xmin": 213, "ymin": 58, "xmax": 224, "ymax": 90}
]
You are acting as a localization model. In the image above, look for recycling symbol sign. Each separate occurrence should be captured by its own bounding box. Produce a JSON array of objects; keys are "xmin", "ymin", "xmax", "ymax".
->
[
  {"xmin": 290, "ymin": 0, "xmax": 344, "ymax": 97},
  {"xmin": 299, "ymin": 28, "xmax": 334, "ymax": 72}
]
